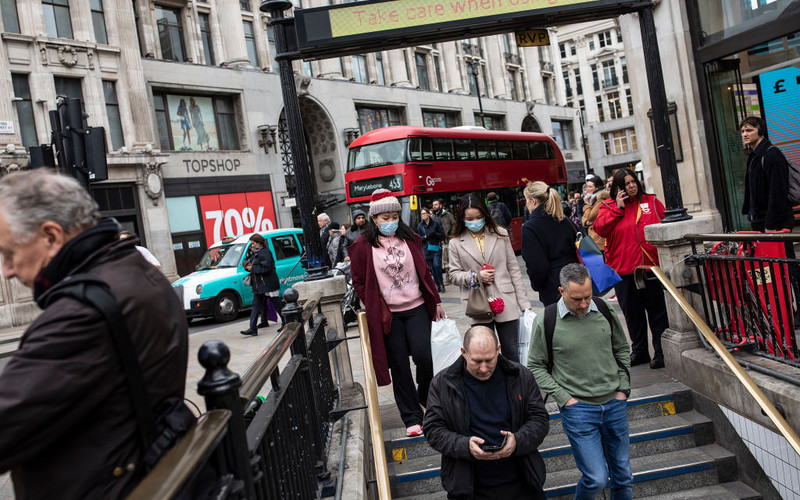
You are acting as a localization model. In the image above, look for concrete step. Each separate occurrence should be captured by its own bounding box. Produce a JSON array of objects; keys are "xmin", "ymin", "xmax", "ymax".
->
[
  {"xmin": 542, "ymin": 411, "xmax": 714, "ymax": 472},
  {"xmin": 383, "ymin": 427, "xmax": 436, "ymax": 463},
  {"xmin": 397, "ymin": 490, "xmax": 449, "ymax": 500},
  {"xmin": 641, "ymin": 481, "xmax": 761, "ymax": 499},
  {"xmin": 388, "ymin": 453, "xmax": 442, "ymax": 498},
  {"xmin": 545, "ymin": 444, "xmax": 738, "ymax": 499}
]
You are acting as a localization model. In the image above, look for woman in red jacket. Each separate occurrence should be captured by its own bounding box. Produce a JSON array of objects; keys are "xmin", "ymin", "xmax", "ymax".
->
[
  {"xmin": 349, "ymin": 189, "xmax": 445, "ymax": 437},
  {"xmin": 593, "ymin": 168, "xmax": 669, "ymax": 369}
]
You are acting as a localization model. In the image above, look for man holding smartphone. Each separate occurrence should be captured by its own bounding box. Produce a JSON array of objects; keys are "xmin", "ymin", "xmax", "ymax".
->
[{"xmin": 424, "ymin": 326, "xmax": 549, "ymax": 499}]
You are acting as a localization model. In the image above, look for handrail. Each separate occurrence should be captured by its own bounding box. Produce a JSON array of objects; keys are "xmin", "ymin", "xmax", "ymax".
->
[
  {"xmin": 125, "ymin": 410, "xmax": 231, "ymax": 500},
  {"xmin": 685, "ymin": 233, "xmax": 800, "ymax": 243},
  {"xmin": 357, "ymin": 311, "xmax": 392, "ymax": 500},
  {"xmin": 647, "ymin": 265, "xmax": 800, "ymax": 456},
  {"xmin": 239, "ymin": 292, "xmax": 321, "ymax": 402}
]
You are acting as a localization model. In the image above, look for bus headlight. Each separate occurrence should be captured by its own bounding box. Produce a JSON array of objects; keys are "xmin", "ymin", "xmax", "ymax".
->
[{"xmin": 196, "ymin": 284, "xmax": 203, "ymax": 295}]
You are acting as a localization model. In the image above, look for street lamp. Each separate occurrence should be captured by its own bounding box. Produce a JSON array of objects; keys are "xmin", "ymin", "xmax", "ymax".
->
[{"xmin": 469, "ymin": 59, "xmax": 486, "ymax": 129}]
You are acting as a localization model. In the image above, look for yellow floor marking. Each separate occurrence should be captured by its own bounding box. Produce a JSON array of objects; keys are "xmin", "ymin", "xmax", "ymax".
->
[{"xmin": 392, "ymin": 448, "xmax": 407, "ymax": 461}]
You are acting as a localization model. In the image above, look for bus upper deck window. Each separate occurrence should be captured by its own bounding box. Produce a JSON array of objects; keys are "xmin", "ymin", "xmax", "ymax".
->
[
  {"xmin": 512, "ymin": 141, "xmax": 530, "ymax": 160},
  {"xmin": 497, "ymin": 141, "xmax": 512, "ymax": 160},
  {"xmin": 454, "ymin": 139, "xmax": 476, "ymax": 160},
  {"xmin": 530, "ymin": 141, "xmax": 547, "ymax": 159},
  {"xmin": 409, "ymin": 138, "xmax": 422, "ymax": 161},
  {"xmin": 476, "ymin": 139, "xmax": 497, "ymax": 160},
  {"xmin": 433, "ymin": 138, "xmax": 453, "ymax": 160}
]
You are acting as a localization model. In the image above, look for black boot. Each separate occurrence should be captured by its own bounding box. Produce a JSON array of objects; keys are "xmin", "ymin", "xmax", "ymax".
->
[{"xmin": 240, "ymin": 329, "xmax": 258, "ymax": 336}]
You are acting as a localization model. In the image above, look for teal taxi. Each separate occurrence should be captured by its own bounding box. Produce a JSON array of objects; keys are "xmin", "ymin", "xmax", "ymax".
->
[{"xmin": 172, "ymin": 229, "xmax": 305, "ymax": 322}]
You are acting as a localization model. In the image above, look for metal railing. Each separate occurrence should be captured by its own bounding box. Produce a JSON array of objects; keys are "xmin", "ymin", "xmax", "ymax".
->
[
  {"xmin": 126, "ymin": 288, "xmax": 338, "ymax": 499},
  {"xmin": 356, "ymin": 311, "xmax": 392, "ymax": 499},
  {"xmin": 644, "ymin": 265, "xmax": 800, "ymax": 457},
  {"xmin": 684, "ymin": 233, "xmax": 800, "ymax": 367}
]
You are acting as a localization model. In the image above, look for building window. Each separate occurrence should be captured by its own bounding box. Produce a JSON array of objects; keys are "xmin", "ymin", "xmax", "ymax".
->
[
  {"xmin": 103, "ymin": 81, "xmax": 124, "ymax": 150},
  {"xmin": 239, "ymin": 0, "xmax": 250, "ymax": 10},
  {"xmin": 266, "ymin": 25, "xmax": 278, "ymax": 72},
  {"xmin": 433, "ymin": 54, "xmax": 443, "ymax": 92},
  {"xmin": 588, "ymin": 38, "xmax": 595, "ymax": 51},
  {"xmin": 11, "ymin": 74, "xmax": 37, "ymax": 148},
  {"xmin": 375, "ymin": 52, "xmax": 386, "ymax": 85},
  {"xmin": 598, "ymin": 30, "xmax": 612, "ymax": 48},
  {"xmin": 475, "ymin": 113, "xmax": 504, "ymax": 130},
  {"xmin": 559, "ymin": 43, "xmax": 567, "ymax": 58},
  {"xmin": 603, "ymin": 128, "xmax": 637, "ymax": 155},
  {"xmin": 90, "ymin": 0, "xmax": 107, "ymax": 43},
  {"xmin": 597, "ymin": 100, "xmax": 605, "ymax": 122},
  {"xmin": 466, "ymin": 61, "xmax": 479, "ymax": 95},
  {"xmin": 199, "ymin": 13, "xmax": 214, "ymax": 65},
  {"xmin": 508, "ymin": 69, "xmax": 518, "ymax": 100},
  {"xmin": 601, "ymin": 59, "xmax": 618, "ymax": 87},
  {"xmin": 591, "ymin": 63, "xmax": 599, "ymax": 91},
  {"xmin": 423, "ymin": 110, "xmax": 459, "ymax": 128},
  {"xmin": 352, "ymin": 54, "xmax": 368, "ymax": 83},
  {"xmin": 415, "ymin": 52, "xmax": 430, "ymax": 90},
  {"xmin": 42, "ymin": 0, "xmax": 73, "ymax": 39},
  {"xmin": 626, "ymin": 90, "xmax": 633, "ymax": 116},
  {"xmin": 2, "ymin": 0, "xmax": 20, "ymax": 33},
  {"xmin": 621, "ymin": 56, "xmax": 628, "ymax": 84},
  {"xmin": 551, "ymin": 120, "xmax": 574, "ymax": 150},
  {"xmin": 152, "ymin": 92, "xmax": 240, "ymax": 151},
  {"xmin": 54, "ymin": 76, "xmax": 83, "ymax": 100},
  {"xmin": 243, "ymin": 21, "xmax": 258, "ymax": 66},
  {"xmin": 570, "ymin": 44, "xmax": 576, "ymax": 56},
  {"xmin": 356, "ymin": 105, "xmax": 401, "ymax": 134},
  {"xmin": 563, "ymin": 71, "xmax": 572, "ymax": 98},
  {"xmin": 155, "ymin": 5, "xmax": 186, "ymax": 61},
  {"xmin": 578, "ymin": 98, "xmax": 585, "ymax": 115},
  {"xmin": 615, "ymin": 28, "xmax": 622, "ymax": 43},
  {"xmin": 575, "ymin": 74, "xmax": 583, "ymax": 95},
  {"xmin": 607, "ymin": 92, "xmax": 622, "ymax": 120}
]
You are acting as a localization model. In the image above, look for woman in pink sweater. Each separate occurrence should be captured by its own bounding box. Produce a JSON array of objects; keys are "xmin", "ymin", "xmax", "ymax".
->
[{"xmin": 349, "ymin": 189, "xmax": 445, "ymax": 436}]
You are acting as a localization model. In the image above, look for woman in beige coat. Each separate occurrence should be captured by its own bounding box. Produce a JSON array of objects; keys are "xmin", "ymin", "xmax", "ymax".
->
[
  {"xmin": 448, "ymin": 194, "xmax": 530, "ymax": 362},
  {"xmin": 581, "ymin": 175, "xmax": 610, "ymax": 252}
]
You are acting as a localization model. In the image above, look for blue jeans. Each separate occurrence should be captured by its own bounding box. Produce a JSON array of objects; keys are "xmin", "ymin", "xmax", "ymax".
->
[
  {"xmin": 560, "ymin": 398, "xmax": 633, "ymax": 500},
  {"xmin": 426, "ymin": 253, "xmax": 443, "ymax": 286}
]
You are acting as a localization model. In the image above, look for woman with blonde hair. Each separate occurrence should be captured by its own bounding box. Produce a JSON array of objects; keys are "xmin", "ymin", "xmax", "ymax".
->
[{"xmin": 521, "ymin": 181, "xmax": 580, "ymax": 306}]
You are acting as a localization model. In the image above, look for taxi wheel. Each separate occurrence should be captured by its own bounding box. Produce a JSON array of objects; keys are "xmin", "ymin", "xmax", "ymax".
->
[{"xmin": 213, "ymin": 291, "xmax": 240, "ymax": 323}]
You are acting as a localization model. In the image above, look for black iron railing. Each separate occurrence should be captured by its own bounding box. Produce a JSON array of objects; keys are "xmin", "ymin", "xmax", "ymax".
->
[
  {"xmin": 126, "ymin": 288, "xmax": 338, "ymax": 500},
  {"xmin": 685, "ymin": 233, "xmax": 800, "ymax": 368}
]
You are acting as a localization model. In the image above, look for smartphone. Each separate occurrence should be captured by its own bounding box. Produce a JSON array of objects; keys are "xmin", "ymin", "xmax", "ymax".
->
[
  {"xmin": 479, "ymin": 434, "xmax": 507, "ymax": 452},
  {"xmin": 481, "ymin": 263, "xmax": 494, "ymax": 271}
]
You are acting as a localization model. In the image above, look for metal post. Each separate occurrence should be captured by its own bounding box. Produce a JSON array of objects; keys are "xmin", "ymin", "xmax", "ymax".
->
[
  {"xmin": 638, "ymin": 4, "xmax": 691, "ymax": 223},
  {"xmin": 471, "ymin": 60, "xmax": 486, "ymax": 129},
  {"xmin": 197, "ymin": 340, "xmax": 256, "ymax": 498},
  {"xmin": 260, "ymin": 0, "xmax": 328, "ymax": 279},
  {"xmin": 578, "ymin": 109, "xmax": 590, "ymax": 177}
]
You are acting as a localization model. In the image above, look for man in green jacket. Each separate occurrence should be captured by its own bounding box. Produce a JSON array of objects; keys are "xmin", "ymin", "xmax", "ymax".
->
[{"xmin": 527, "ymin": 263, "xmax": 633, "ymax": 500}]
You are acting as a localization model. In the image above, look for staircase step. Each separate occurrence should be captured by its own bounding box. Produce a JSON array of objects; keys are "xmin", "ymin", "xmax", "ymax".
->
[
  {"xmin": 543, "ymin": 411, "xmax": 714, "ymax": 472},
  {"xmin": 545, "ymin": 445, "xmax": 737, "ymax": 499},
  {"xmin": 397, "ymin": 490, "xmax": 449, "ymax": 500},
  {"xmin": 388, "ymin": 454, "xmax": 442, "ymax": 498},
  {"xmin": 383, "ymin": 427, "xmax": 436, "ymax": 463},
  {"xmin": 642, "ymin": 481, "xmax": 761, "ymax": 499}
]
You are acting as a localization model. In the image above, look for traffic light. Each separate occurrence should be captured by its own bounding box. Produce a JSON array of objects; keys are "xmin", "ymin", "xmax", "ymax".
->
[
  {"xmin": 49, "ymin": 97, "xmax": 108, "ymax": 187},
  {"xmin": 28, "ymin": 144, "xmax": 56, "ymax": 169},
  {"xmin": 84, "ymin": 127, "xmax": 108, "ymax": 182}
]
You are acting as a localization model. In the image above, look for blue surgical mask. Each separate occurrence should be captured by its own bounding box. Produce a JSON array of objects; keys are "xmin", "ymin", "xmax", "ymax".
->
[
  {"xmin": 465, "ymin": 218, "xmax": 486, "ymax": 232},
  {"xmin": 379, "ymin": 220, "xmax": 399, "ymax": 236}
]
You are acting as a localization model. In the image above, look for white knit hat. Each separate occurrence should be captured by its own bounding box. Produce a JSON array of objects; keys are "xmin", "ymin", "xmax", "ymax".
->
[{"xmin": 369, "ymin": 189, "xmax": 401, "ymax": 216}]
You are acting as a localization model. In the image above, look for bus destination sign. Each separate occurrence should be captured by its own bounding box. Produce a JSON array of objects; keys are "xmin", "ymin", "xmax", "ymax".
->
[
  {"xmin": 296, "ymin": 0, "xmax": 618, "ymax": 49},
  {"xmin": 348, "ymin": 174, "xmax": 404, "ymax": 199}
]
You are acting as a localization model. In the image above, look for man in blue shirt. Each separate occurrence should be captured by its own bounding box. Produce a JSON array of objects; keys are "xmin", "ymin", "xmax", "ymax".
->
[{"xmin": 424, "ymin": 326, "xmax": 549, "ymax": 499}]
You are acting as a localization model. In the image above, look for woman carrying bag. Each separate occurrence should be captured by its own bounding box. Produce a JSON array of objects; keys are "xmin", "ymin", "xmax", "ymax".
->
[
  {"xmin": 448, "ymin": 194, "xmax": 530, "ymax": 362},
  {"xmin": 349, "ymin": 189, "xmax": 445, "ymax": 437},
  {"xmin": 417, "ymin": 207, "xmax": 446, "ymax": 293},
  {"xmin": 520, "ymin": 182, "xmax": 581, "ymax": 307},
  {"xmin": 241, "ymin": 234, "xmax": 283, "ymax": 337},
  {"xmin": 594, "ymin": 168, "xmax": 668, "ymax": 369}
]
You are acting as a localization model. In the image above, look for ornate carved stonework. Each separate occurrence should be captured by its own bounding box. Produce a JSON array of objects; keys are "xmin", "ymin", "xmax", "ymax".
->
[
  {"xmin": 57, "ymin": 46, "xmax": 79, "ymax": 67},
  {"xmin": 37, "ymin": 39, "xmax": 95, "ymax": 70},
  {"xmin": 142, "ymin": 161, "xmax": 166, "ymax": 204}
]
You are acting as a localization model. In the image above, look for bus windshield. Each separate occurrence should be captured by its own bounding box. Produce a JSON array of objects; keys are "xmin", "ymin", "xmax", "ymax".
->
[
  {"xmin": 348, "ymin": 138, "xmax": 407, "ymax": 172},
  {"xmin": 196, "ymin": 243, "xmax": 246, "ymax": 270}
]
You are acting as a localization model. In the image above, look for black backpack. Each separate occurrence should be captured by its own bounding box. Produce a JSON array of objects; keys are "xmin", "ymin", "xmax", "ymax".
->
[
  {"xmin": 542, "ymin": 297, "xmax": 630, "ymax": 384},
  {"xmin": 489, "ymin": 202, "xmax": 506, "ymax": 226},
  {"xmin": 43, "ymin": 274, "xmax": 196, "ymax": 473}
]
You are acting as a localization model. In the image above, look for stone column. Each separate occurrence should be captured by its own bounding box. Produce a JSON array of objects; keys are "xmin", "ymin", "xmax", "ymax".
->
[
  {"xmin": 116, "ymin": 0, "xmax": 155, "ymax": 146},
  {"xmin": 215, "ymin": 0, "xmax": 251, "ymax": 67},
  {"xmin": 485, "ymin": 37, "xmax": 506, "ymax": 99},
  {"xmin": 644, "ymin": 214, "xmax": 723, "ymax": 378},
  {"xmin": 386, "ymin": 49, "xmax": 412, "ymax": 87},
  {"xmin": 293, "ymin": 276, "xmax": 354, "ymax": 388},
  {"xmin": 522, "ymin": 47, "xmax": 545, "ymax": 102},
  {"xmin": 317, "ymin": 57, "xmax": 343, "ymax": 79},
  {"xmin": 440, "ymin": 41, "xmax": 463, "ymax": 94}
]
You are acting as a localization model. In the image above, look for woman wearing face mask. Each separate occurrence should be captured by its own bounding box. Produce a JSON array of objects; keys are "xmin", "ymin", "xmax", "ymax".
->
[
  {"xmin": 594, "ymin": 168, "xmax": 668, "ymax": 369},
  {"xmin": 349, "ymin": 189, "xmax": 445, "ymax": 437},
  {"xmin": 520, "ymin": 182, "xmax": 581, "ymax": 307},
  {"xmin": 448, "ymin": 194, "xmax": 530, "ymax": 362}
]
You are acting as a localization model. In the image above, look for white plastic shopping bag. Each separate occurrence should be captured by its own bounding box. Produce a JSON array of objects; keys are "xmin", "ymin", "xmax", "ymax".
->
[
  {"xmin": 431, "ymin": 318, "xmax": 462, "ymax": 375},
  {"xmin": 518, "ymin": 309, "xmax": 537, "ymax": 364}
]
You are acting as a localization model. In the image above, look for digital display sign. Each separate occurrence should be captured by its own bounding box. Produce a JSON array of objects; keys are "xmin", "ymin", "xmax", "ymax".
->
[
  {"xmin": 760, "ymin": 66, "xmax": 800, "ymax": 165},
  {"xmin": 348, "ymin": 174, "xmax": 404, "ymax": 199}
]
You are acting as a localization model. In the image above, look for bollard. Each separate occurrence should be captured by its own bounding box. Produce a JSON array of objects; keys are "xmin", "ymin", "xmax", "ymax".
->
[{"xmin": 197, "ymin": 340, "xmax": 256, "ymax": 499}]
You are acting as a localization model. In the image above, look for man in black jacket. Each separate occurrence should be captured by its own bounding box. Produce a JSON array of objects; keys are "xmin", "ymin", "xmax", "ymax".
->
[
  {"xmin": 423, "ymin": 326, "xmax": 548, "ymax": 499},
  {"xmin": 740, "ymin": 116, "xmax": 794, "ymax": 232}
]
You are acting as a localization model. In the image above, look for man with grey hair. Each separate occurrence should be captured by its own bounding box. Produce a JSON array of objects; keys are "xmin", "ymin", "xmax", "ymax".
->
[
  {"xmin": 527, "ymin": 263, "xmax": 633, "ymax": 500},
  {"xmin": 0, "ymin": 170, "xmax": 188, "ymax": 499},
  {"xmin": 317, "ymin": 212, "xmax": 332, "ymax": 268},
  {"xmin": 424, "ymin": 325, "xmax": 548, "ymax": 499}
]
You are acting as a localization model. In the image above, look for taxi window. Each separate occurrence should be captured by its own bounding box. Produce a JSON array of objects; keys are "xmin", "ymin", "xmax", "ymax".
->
[{"xmin": 272, "ymin": 235, "xmax": 301, "ymax": 260}]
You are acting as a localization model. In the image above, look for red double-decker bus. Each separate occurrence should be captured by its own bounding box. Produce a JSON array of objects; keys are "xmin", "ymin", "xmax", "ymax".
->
[{"xmin": 345, "ymin": 126, "xmax": 568, "ymax": 250}]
